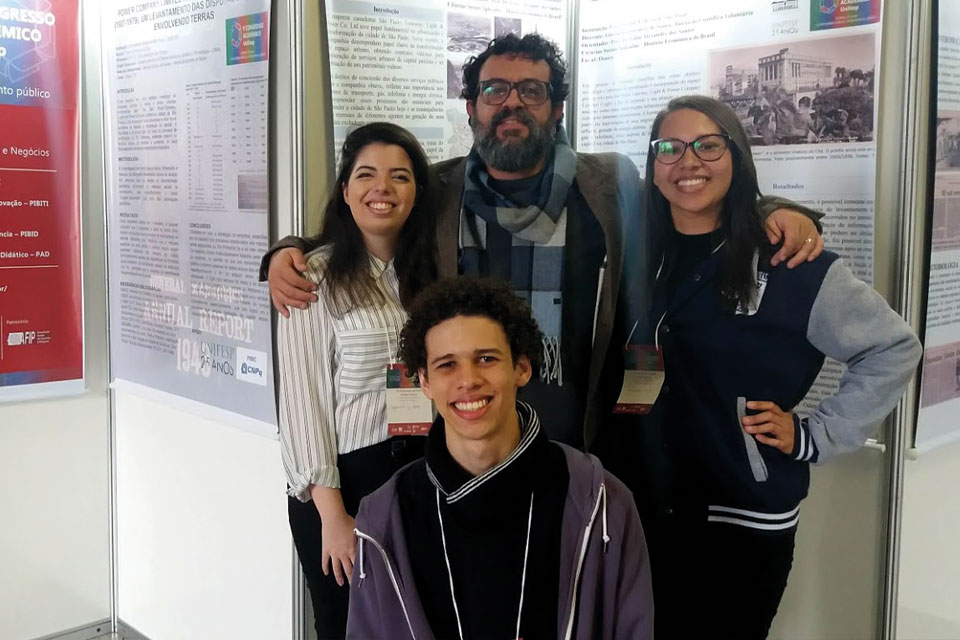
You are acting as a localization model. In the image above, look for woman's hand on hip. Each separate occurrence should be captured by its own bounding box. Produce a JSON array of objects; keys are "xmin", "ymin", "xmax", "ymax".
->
[
  {"xmin": 321, "ymin": 510, "xmax": 357, "ymax": 587},
  {"xmin": 741, "ymin": 400, "xmax": 795, "ymax": 454}
]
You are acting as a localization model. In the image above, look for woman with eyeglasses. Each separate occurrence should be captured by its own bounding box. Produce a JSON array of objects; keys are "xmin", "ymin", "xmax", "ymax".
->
[
  {"xmin": 277, "ymin": 122, "xmax": 436, "ymax": 639},
  {"xmin": 635, "ymin": 95, "xmax": 920, "ymax": 639}
]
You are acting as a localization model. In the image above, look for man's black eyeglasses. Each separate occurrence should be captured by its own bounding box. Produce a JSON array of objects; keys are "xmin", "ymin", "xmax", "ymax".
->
[{"xmin": 478, "ymin": 79, "xmax": 552, "ymax": 106}]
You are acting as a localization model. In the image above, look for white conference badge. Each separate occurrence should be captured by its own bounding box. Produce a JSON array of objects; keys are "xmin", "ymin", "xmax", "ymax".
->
[
  {"xmin": 384, "ymin": 326, "xmax": 433, "ymax": 438},
  {"xmin": 614, "ymin": 345, "xmax": 665, "ymax": 414}
]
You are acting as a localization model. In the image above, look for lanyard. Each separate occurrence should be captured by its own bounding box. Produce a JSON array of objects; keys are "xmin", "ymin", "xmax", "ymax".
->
[
  {"xmin": 383, "ymin": 325, "xmax": 394, "ymax": 366},
  {"xmin": 436, "ymin": 487, "xmax": 535, "ymax": 640}
]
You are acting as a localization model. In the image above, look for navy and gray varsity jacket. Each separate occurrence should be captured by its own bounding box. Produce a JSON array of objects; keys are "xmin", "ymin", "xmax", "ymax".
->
[{"xmin": 648, "ymin": 247, "xmax": 920, "ymax": 533}]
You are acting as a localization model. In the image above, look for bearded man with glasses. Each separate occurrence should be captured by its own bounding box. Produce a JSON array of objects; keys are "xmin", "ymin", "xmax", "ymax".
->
[{"xmin": 261, "ymin": 32, "xmax": 824, "ymax": 471}]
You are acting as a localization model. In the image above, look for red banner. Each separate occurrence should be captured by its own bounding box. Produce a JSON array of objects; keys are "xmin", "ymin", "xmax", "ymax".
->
[{"xmin": 0, "ymin": 0, "xmax": 82, "ymax": 393}]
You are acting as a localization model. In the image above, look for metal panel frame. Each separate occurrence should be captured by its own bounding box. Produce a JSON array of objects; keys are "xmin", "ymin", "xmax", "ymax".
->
[{"xmin": 873, "ymin": 0, "xmax": 934, "ymax": 636}]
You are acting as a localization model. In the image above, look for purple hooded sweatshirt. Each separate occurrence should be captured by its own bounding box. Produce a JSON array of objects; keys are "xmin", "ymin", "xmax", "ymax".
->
[{"xmin": 346, "ymin": 443, "xmax": 654, "ymax": 639}]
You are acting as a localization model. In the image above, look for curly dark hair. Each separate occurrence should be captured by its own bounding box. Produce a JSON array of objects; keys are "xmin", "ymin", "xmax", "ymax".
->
[
  {"xmin": 399, "ymin": 277, "xmax": 543, "ymax": 377},
  {"xmin": 460, "ymin": 33, "xmax": 569, "ymax": 108}
]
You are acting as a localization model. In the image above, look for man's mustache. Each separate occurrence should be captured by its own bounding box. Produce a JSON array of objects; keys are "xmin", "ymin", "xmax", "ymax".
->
[{"xmin": 490, "ymin": 107, "xmax": 536, "ymax": 129}]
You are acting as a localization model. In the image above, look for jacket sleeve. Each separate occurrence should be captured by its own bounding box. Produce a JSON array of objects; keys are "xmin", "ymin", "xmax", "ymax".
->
[
  {"xmin": 608, "ymin": 476, "xmax": 655, "ymax": 640},
  {"xmin": 799, "ymin": 259, "xmax": 921, "ymax": 464},
  {"xmin": 258, "ymin": 234, "xmax": 323, "ymax": 282},
  {"xmin": 276, "ymin": 266, "xmax": 341, "ymax": 500},
  {"xmin": 757, "ymin": 195, "xmax": 824, "ymax": 233},
  {"xmin": 617, "ymin": 156, "xmax": 651, "ymax": 345}
]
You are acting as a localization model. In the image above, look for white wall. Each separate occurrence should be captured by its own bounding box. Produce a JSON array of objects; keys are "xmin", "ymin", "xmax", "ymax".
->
[
  {"xmin": 897, "ymin": 442, "xmax": 960, "ymax": 639},
  {"xmin": 0, "ymin": 2, "xmax": 112, "ymax": 637},
  {"xmin": 0, "ymin": 398, "xmax": 111, "ymax": 640},
  {"xmin": 769, "ymin": 449, "xmax": 886, "ymax": 640},
  {"xmin": 114, "ymin": 392, "xmax": 292, "ymax": 640}
]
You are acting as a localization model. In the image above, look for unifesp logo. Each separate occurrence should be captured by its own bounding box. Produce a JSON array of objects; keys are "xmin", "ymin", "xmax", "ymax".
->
[{"xmin": 820, "ymin": 0, "xmax": 837, "ymax": 14}]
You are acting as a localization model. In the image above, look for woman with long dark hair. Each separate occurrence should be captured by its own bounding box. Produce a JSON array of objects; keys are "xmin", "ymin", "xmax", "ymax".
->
[
  {"xmin": 277, "ymin": 122, "xmax": 436, "ymax": 639},
  {"xmin": 638, "ymin": 95, "xmax": 920, "ymax": 639}
]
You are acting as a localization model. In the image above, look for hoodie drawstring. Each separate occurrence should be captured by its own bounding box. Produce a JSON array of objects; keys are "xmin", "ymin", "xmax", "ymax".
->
[
  {"xmin": 438, "ymin": 487, "xmax": 535, "ymax": 640},
  {"xmin": 358, "ymin": 535, "xmax": 366, "ymax": 580},
  {"xmin": 601, "ymin": 484, "xmax": 610, "ymax": 553},
  {"xmin": 515, "ymin": 492, "xmax": 535, "ymax": 640}
]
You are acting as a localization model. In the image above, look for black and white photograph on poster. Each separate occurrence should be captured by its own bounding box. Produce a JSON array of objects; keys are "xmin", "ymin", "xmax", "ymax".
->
[
  {"xmin": 447, "ymin": 12, "xmax": 491, "ymax": 54},
  {"xmin": 446, "ymin": 107, "xmax": 473, "ymax": 158},
  {"xmin": 936, "ymin": 112, "xmax": 960, "ymax": 170},
  {"xmin": 495, "ymin": 16, "xmax": 522, "ymax": 38},
  {"xmin": 447, "ymin": 59, "xmax": 463, "ymax": 99},
  {"xmin": 710, "ymin": 33, "xmax": 876, "ymax": 146}
]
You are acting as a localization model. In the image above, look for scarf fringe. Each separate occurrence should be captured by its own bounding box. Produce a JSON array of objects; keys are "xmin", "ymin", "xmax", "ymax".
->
[{"xmin": 540, "ymin": 335, "xmax": 563, "ymax": 386}]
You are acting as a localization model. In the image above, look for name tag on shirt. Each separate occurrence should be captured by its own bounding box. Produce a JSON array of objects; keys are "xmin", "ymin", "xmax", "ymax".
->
[
  {"xmin": 386, "ymin": 364, "xmax": 434, "ymax": 435},
  {"xmin": 614, "ymin": 346, "xmax": 664, "ymax": 414}
]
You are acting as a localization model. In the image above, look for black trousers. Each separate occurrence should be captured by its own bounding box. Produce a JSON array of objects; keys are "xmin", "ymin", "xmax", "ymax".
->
[
  {"xmin": 287, "ymin": 436, "xmax": 424, "ymax": 640},
  {"xmin": 647, "ymin": 512, "xmax": 797, "ymax": 640}
]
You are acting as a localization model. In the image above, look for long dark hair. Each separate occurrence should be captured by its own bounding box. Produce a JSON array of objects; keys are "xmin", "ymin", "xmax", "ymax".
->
[
  {"xmin": 644, "ymin": 95, "xmax": 767, "ymax": 311},
  {"xmin": 316, "ymin": 122, "xmax": 437, "ymax": 313}
]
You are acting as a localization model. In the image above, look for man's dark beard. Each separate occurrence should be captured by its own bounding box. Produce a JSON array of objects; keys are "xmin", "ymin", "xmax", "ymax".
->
[{"xmin": 472, "ymin": 107, "xmax": 557, "ymax": 173}]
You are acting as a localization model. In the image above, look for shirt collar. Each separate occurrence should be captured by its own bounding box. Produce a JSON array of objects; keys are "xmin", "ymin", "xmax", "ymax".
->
[
  {"xmin": 426, "ymin": 402, "xmax": 542, "ymax": 504},
  {"xmin": 368, "ymin": 253, "xmax": 391, "ymax": 279}
]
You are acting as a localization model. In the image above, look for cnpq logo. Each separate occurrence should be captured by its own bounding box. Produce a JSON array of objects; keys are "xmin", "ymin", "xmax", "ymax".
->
[
  {"xmin": 236, "ymin": 347, "xmax": 268, "ymax": 386},
  {"xmin": 6, "ymin": 331, "xmax": 36, "ymax": 346},
  {"xmin": 241, "ymin": 361, "xmax": 263, "ymax": 378}
]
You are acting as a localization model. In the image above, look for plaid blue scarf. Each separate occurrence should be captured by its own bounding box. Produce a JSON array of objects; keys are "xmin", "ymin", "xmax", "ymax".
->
[{"xmin": 459, "ymin": 127, "xmax": 578, "ymax": 385}]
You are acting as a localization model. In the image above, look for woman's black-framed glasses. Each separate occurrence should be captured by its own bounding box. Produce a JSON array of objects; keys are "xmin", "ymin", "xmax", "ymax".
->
[
  {"xmin": 478, "ymin": 79, "xmax": 552, "ymax": 106},
  {"xmin": 651, "ymin": 134, "xmax": 731, "ymax": 165}
]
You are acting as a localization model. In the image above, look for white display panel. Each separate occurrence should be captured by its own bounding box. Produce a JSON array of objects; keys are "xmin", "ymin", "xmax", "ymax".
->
[
  {"xmin": 101, "ymin": 0, "xmax": 277, "ymax": 436},
  {"xmin": 577, "ymin": 0, "xmax": 883, "ymax": 412},
  {"xmin": 326, "ymin": 0, "xmax": 568, "ymax": 162},
  {"xmin": 916, "ymin": 0, "xmax": 960, "ymax": 451}
]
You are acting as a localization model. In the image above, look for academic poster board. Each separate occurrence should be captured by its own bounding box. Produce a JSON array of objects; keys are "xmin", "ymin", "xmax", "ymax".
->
[
  {"xmin": 325, "ymin": 0, "xmax": 568, "ymax": 163},
  {"xmin": 576, "ymin": 0, "xmax": 883, "ymax": 410},
  {"xmin": 916, "ymin": 0, "xmax": 960, "ymax": 451},
  {"xmin": 0, "ymin": 0, "xmax": 84, "ymax": 402},
  {"xmin": 102, "ymin": 0, "xmax": 276, "ymax": 436}
]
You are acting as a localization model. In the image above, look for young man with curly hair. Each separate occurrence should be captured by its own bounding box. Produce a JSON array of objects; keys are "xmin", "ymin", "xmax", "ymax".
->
[{"xmin": 345, "ymin": 277, "xmax": 653, "ymax": 640}]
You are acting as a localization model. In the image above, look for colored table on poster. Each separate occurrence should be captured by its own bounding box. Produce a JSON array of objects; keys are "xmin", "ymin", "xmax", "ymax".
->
[{"xmin": 0, "ymin": 0, "xmax": 83, "ymax": 402}]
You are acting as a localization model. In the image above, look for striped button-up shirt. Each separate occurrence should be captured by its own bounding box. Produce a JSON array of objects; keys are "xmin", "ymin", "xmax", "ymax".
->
[{"xmin": 277, "ymin": 249, "xmax": 407, "ymax": 501}]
